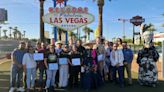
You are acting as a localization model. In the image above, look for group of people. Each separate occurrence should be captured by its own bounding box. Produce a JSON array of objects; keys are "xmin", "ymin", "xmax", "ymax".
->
[{"xmin": 9, "ymin": 31, "xmax": 159, "ymax": 92}]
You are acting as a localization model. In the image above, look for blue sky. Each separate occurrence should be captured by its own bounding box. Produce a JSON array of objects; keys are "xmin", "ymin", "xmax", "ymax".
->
[{"xmin": 0, "ymin": 0, "xmax": 164, "ymax": 41}]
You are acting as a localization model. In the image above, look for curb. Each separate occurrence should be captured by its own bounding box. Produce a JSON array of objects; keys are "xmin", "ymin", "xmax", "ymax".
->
[{"xmin": 0, "ymin": 59, "xmax": 10, "ymax": 65}]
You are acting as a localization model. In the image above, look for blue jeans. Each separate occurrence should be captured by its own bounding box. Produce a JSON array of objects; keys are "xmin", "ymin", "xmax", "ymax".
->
[
  {"xmin": 10, "ymin": 65, "xmax": 23, "ymax": 88},
  {"xmin": 112, "ymin": 66, "xmax": 124, "ymax": 86},
  {"xmin": 26, "ymin": 68, "xmax": 36, "ymax": 89},
  {"xmin": 46, "ymin": 70, "xmax": 57, "ymax": 88}
]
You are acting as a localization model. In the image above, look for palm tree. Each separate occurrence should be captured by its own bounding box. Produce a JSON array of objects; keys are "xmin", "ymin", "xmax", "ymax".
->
[
  {"xmin": 13, "ymin": 27, "xmax": 18, "ymax": 39},
  {"xmin": 3, "ymin": 29, "xmax": 8, "ymax": 38},
  {"xmin": 39, "ymin": 0, "xmax": 45, "ymax": 42},
  {"xmin": 93, "ymin": 0, "xmax": 111, "ymax": 37},
  {"xmin": 9, "ymin": 27, "xmax": 12, "ymax": 39},
  {"xmin": 97, "ymin": 0, "xmax": 104, "ymax": 37},
  {"xmin": 83, "ymin": 26, "xmax": 93, "ymax": 42},
  {"xmin": 23, "ymin": 30, "xmax": 26, "ymax": 38},
  {"xmin": 142, "ymin": 23, "xmax": 156, "ymax": 33},
  {"xmin": 17, "ymin": 31, "xmax": 22, "ymax": 40},
  {"xmin": 58, "ymin": 28, "xmax": 62, "ymax": 41},
  {"xmin": 68, "ymin": 31, "xmax": 77, "ymax": 42},
  {"xmin": 68, "ymin": 31, "xmax": 74, "ymax": 40}
]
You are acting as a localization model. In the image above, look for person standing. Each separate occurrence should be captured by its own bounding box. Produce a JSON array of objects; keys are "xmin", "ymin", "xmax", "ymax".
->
[
  {"xmin": 22, "ymin": 46, "xmax": 37, "ymax": 92},
  {"xmin": 122, "ymin": 41, "xmax": 133, "ymax": 85},
  {"xmin": 137, "ymin": 31, "xmax": 159, "ymax": 87},
  {"xmin": 35, "ymin": 42, "xmax": 47, "ymax": 89},
  {"xmin": 55, "ymin": 41, "xmax": 63, "ymax": 87},
  {"xmin": 76, "ymin": 39, "xmax": 86, "ymax": 87},
  {"xmin": 76, "ymin": 39, "xmax": 85, "ymax": 57},
  {"xmin": 58, "ymin": 45, "xmax": 70, "ymax": 88},
  {"xmin": 104, "ymin": 41, "xmax": 113, "ymax": 81},
  {"xmin": 94, "ymin": 37, "xmax": 105, "ymax": 81},
  {"xmin": 110, "ymin": 43, "xmax": 124, "ymax": 88},
  {"xmin": 9, "ymin": 41, "xmax": 27, "ymax": 92},
  {"xmin": 44, "ymin": 44, "xmax": 58, "ymax": 91},
  {"xmin": 69, "ymin": 45, "xmax": 82, "ymax": 88}
]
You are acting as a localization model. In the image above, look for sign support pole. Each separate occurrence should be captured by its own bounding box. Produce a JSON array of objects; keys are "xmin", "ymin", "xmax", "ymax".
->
[
  {"xmin": 64, "ymin": 0, "xmax": 68, "ymax": 44},
  {"xmin": 53, "ymin": 0, "xmax": 57, "ymax": 43}
]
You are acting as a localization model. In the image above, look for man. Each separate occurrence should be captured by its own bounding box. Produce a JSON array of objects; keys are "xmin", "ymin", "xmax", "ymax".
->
[
  {"xmin": 76, "ymin": 39, "xmax": 86, "ymax": 87},
  {"xmin": 76, "ymin": 39, "xmax": 85, "ymax": 61},
  {"xmin": 9, "ymin": 41, "xmax": 27, "ymax": 92},
  {"xmin": 122, "ymin": 41, "xmax": 133, "ymax": 85},
  {"xmin": 55, "ymin": 41, "xmax": 63, "ymax": 55},
  {"xmin": 110, "ymin": 43, "xmax": 124, "ymax": 88}
]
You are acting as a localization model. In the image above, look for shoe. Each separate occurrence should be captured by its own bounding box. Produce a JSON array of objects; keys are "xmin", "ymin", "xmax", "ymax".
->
[
  {"xmin": 152, "ymin": 84, "xmax": 156, "ymax": 88},
  {"xmin": 17, "ymin": 87, "xmax": 25, "ymax": 91},
  {"xmin": 9, "ymin": 87, "xmax": 15, "ymax": 92},
  {"xmin": 26, "ymin": 89, "xmax": 30, "ymax": 92}
]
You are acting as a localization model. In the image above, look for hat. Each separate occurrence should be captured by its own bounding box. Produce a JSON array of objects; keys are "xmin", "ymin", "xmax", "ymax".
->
[{"xmin": 55, "ymin": 41, "xmax": 62, "ymax": 46}]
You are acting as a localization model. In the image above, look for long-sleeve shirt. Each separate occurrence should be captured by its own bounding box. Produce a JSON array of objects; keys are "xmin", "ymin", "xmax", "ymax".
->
[
  {"xmin": 110, "ymin": 49, "xmax": 124, "ymax": 67},
  {"xmin": 122, "ymin": 48, "xmax": 133, "ymax": 63}
]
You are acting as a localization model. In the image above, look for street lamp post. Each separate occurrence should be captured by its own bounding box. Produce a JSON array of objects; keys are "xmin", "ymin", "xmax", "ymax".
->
[
  {"xmin": 118, "ymin": 18, "xmax": 129, "ymax": 40},
  {"xmin": 97, "ymin": 0, "xmax": 104, "ymax": 38},
  {"xmin": 39, "ymin": 0, "xmax": 45, "ymax": 42}
]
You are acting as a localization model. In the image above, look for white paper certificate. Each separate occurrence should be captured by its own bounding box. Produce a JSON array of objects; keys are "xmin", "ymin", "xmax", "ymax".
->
[
  {"xmin": 72, "ymin": 58, "xmax": 81, "ymax": 66},
  {"xmin": 98, "ymin": 54, "xmax": 104, "ymax": 61},
  {"xmin": 59, "ymin": 58, "xmax": 68, "ymax": 65},
  {"xmin": 34, "ymin": 53, "xmax": 44, "ymax": 61},
  {"xmin": 81, "ymin": 66, "xmax": 85, "ymax": 73},
  {"xmin": 48, "ymin": 63, "xmax": 58, "ymax": 70}
]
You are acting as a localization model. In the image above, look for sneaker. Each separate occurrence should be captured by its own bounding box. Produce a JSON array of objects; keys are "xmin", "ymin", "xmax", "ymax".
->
[
  {"xmin": 9, "ymin": 87, "xmax": 15, "ymax": 92},
  {"xmin": 17, "ymin": 87, "xmax": 25, "ymax": 91}
]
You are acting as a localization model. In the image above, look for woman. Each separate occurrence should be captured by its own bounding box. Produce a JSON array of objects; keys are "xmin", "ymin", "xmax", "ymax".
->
[
  {"xmin": 23, "ymin": 46, "xmax": 36, "ymax": 92},
  {"xmin": 137, "ymin": 31, "xmax": 159, "ymax": 87},
  {"xmin": 94, "ymin": 37, "xmax": 105, "ymax": 81},
  {"xmin": 117, "ymin": 38, "xmax": 123, "ymax": 49},
  {"xmin": 44, "ymin": 44, "xmax": 58, "ymax": 91},
  {"xmin": 58, "ymin": 45, "xmax": 70, "ymax": 88},
  {"xmin": 69, "ymin": 45, "xmax": 82, "ymax": 88}
]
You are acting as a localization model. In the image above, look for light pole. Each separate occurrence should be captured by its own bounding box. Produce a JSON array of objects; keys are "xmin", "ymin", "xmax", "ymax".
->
[
  {"xmin": 39, "ymin": 0, "xmax": 45, "ymax": 42},
  {"xmin": 97, "ymin": 0, "xmax": 104, "ymax": 38},
  {"xmin": 118, "ymin": 18, "xmax": 129, "ymax": 40}
]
